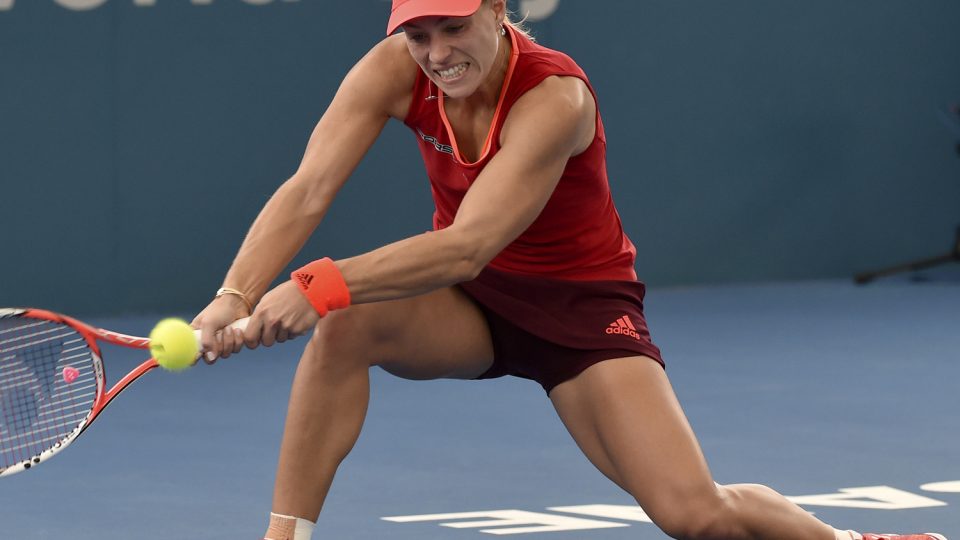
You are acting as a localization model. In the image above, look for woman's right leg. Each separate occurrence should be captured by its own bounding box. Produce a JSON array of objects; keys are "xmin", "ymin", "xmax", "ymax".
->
[
  {"xmin": 267, "ymin": 286, "xmax": 495, "ymax": 532},
  {"xmin": 550, "ymin": 357, "xmax": 837, "ymax": 540}
]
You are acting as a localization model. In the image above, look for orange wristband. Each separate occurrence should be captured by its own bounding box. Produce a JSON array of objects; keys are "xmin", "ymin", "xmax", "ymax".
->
[{"xmin": 291, "ymin": 258, "xmax": 351, "ymax": 316}]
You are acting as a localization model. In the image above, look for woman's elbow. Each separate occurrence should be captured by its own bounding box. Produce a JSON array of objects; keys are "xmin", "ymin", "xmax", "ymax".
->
[
  {"xmin": 445, "ymin": 237, "xmax": 493, "ymax": 283},
  {"xmin": 276, "ymin": 176, "xmax": 331, "ymax": 221},
  {"xmin": 448, "ymin": 251, "xmax": 485, "ymax": 283}
]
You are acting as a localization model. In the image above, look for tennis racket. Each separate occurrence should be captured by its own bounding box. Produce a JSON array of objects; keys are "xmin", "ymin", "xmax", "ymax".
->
[{"xmin": 0, "ymin": 307, "xmax": 249, "ymax": 477}]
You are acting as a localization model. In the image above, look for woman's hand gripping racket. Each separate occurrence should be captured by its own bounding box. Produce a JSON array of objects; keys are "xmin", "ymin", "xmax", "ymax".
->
[{"xmin": 0, "ymin": 307, "xmax": 248, "ymax": 477}]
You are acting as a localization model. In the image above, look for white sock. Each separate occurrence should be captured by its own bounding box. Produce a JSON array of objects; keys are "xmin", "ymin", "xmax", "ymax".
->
[
  {"xmin": 265, "ymin": 512, "xmax": 316, "ymax": 540},
  {"xmin": 835, "ymin": 530, "xmax": 862, "ymax": 540}
]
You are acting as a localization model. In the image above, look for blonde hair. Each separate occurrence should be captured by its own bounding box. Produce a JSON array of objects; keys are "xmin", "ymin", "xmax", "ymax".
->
[
  {"xmin": 505, "ymin": 16, "xmax": 535, "ymax": 42},
  {"xmin": 486, "ymin": 0, "xmax": 536, "ymax": 41}
]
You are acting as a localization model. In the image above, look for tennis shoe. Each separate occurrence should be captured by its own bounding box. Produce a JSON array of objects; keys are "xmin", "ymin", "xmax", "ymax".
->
[{"xmin": 861, "ymin": 534, "xmax": 947, "ymax": 540}]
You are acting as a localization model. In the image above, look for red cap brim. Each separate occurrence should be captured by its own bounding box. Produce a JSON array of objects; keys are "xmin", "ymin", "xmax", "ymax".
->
[{"xmin": 386, "ymin": 0, "xmax": 483, "ymax": 35}]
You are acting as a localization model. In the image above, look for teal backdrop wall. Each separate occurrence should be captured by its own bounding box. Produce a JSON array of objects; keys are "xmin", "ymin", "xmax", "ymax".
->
[{"xmin": 2, "ymin": 0, "xmax": 959, "ymax": 316}]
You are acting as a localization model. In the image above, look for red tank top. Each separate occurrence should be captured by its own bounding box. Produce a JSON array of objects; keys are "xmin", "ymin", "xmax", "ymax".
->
[{"xmin": 403, "ymin": 26, "xmax": 637, "ymax": 281}]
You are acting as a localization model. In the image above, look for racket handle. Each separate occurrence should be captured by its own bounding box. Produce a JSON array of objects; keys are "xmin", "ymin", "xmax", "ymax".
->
[{"xmin": 191, "ymin": 316, "xmax": 251, "ymax": 348}]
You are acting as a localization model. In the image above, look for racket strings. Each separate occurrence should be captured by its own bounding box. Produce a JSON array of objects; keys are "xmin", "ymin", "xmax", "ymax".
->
[{"xmin": 0, "ymin": 317, "xmax": 97, "ymax": 471}]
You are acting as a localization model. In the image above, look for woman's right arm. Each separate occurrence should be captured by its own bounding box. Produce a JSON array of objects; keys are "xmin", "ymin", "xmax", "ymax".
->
[{"xmin": 193, "ymin": 35, "xmax": 416, "ymax": 357}]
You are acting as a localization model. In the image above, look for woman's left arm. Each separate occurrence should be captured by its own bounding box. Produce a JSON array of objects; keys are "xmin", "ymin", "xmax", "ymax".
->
[{"xmin": 337, "ymin": 75, "xmax": 597, "ymax": 303}]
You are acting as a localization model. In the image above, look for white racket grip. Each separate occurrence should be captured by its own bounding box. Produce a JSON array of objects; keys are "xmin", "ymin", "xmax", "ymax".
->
[{"xmin": 191, "ymin": 316, "xmax": 251, "ymax": 351}]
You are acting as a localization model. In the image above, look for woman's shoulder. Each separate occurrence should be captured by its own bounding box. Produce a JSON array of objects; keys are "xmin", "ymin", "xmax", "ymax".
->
[
  {"xmin": 516, "ymin": 38, "xmax": 585, "ymax": 77},
  {"xmin": 366, "ymin": 33, "xmax": 417, "ymax": 66},
  {"xmin": 350, "ymin": 35, "xmax": 420, "ymax": 119}
]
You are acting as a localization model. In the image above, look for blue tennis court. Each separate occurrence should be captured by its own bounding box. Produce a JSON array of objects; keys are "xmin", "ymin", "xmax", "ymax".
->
[{"xmin": 1, "ymin": 272, "xmax": 956, "ymax": 539}]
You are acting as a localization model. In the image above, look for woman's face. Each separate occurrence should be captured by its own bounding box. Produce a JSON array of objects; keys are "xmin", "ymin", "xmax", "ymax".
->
[{"xmin": 402, "ymin": 4, "xmax": 504, "ymax": 99}]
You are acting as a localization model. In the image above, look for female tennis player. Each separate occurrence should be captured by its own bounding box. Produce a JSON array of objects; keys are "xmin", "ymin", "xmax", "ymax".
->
[{"xmin": 192, "ymin": 1, "xmax": 947, "ymax": 539}]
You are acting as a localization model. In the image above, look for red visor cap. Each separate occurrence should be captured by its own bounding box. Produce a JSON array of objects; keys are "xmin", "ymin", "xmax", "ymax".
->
[{"xmin": 387, "ymin": 0, "xmax": 483, "ymax": 35}]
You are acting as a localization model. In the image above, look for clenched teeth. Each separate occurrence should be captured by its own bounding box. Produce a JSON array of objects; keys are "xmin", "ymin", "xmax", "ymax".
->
[{"xmin": 436, "ymin": 63, "xmax": 468, "ymax": 80}]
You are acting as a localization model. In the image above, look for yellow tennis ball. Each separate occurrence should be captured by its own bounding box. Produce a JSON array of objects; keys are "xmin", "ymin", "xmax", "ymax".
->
[{"xmin": 149, "ymin": 318, "xmax": 199, "ymax": 372}]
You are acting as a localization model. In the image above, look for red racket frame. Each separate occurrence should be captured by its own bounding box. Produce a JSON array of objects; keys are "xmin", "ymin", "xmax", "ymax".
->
[{"xmin": 1, "ymin": 307, "xmax": 248, "ymax": 476}]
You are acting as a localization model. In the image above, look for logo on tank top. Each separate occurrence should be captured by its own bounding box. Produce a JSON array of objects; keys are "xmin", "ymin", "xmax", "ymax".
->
[
  {"xmin": 606, "ymin": 315, "xmax": 640, "ymax": 340},
  {"xmin": 417, "ymin": 128, "xmax": 453, "ymax": 155}
]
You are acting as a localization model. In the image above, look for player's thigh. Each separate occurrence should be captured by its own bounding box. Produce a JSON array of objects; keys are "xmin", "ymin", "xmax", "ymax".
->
[
  {"xmin": 314, "ymin": 285, "xmax": 494, "ymax": 380},
  {"xmin": 549, "ymin": 357, "xmax": 720, "ymax": 529}
]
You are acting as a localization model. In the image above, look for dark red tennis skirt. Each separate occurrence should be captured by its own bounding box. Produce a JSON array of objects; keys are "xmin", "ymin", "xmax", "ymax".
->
[{"xmin": 458, "ymin": 266, "xmax": 664, "ymax": 394}]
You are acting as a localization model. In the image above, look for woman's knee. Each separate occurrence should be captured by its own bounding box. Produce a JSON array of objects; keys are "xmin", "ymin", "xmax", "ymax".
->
[
  {"xmin": 304, "ymin": 304, "xmax": 396, "ymax": 367},
  {"xmin": 644, "ymin": 484, "xmax": 740, "ymax": 540}
]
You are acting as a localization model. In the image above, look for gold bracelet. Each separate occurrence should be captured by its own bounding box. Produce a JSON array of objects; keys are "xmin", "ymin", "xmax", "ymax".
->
[{"xmin": 215, "ymin": 287, "xmax": 253, "ymax": 314}]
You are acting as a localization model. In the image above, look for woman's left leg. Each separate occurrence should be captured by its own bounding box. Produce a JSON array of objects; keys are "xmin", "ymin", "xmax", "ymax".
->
[{"xmin": 549, "ymin": 356, "xmax": 837, "ymax": 540}]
